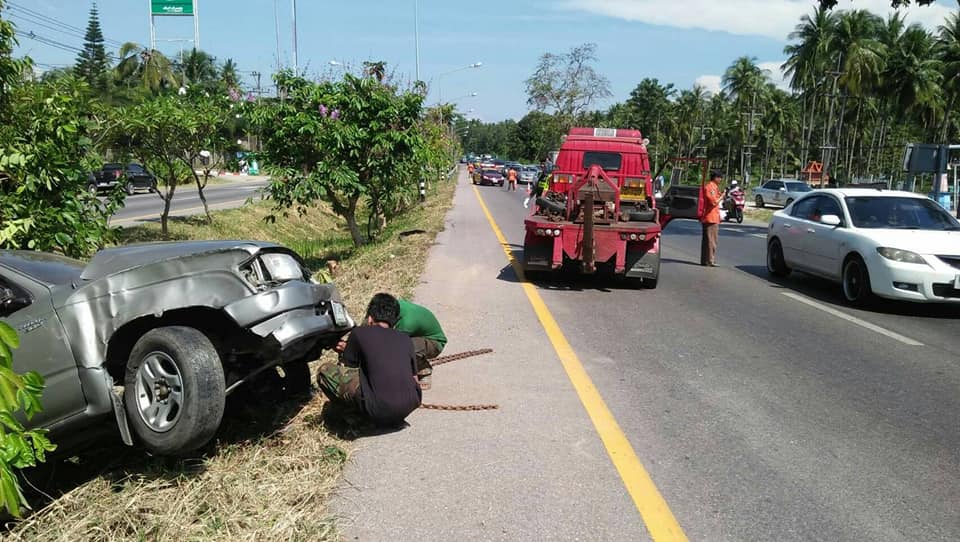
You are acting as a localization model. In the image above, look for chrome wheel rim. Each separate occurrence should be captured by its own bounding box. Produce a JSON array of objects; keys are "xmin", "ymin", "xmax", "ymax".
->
[{"xmin": 135, "ymin": 351, "xmax": 184, "ymax": 433}]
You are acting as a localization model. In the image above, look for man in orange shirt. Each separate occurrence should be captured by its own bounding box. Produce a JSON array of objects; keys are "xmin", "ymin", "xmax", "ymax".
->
[
  {"xmin": 700, "ymin": 171, "xmax": 723, "ymax": 266},
  {"xmin": 507, "ymin": 167, "xmax": 518, "ymax": 191}
]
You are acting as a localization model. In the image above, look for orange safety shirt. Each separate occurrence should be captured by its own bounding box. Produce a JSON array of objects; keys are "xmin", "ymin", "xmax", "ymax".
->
[
  {"xmin": 701, "ymin": 180, "xmax": 722, "ymax": 224},
  {"xmin": 508, "ymin": 169, "xmax": 518, "ymax": 182}
]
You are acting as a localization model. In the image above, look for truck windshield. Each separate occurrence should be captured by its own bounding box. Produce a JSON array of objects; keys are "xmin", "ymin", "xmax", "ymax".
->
[{"xmin": 583, "ymin": 152, "xmax": 621, "ymax": 171}]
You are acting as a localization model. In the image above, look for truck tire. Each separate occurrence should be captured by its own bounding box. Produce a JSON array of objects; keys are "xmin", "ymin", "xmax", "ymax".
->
[
  {"xmin": 88, "ymin": 182, "xmax": 98, "ymax": 196},
  {"xmin": 628, "ymin": 209, "xmax": 656, "ymax": 222},
  {"xmin": 536, "ymin": 197, "xmax": 565, "ymax": 214},
  {"xmin": 124, "ymin": 326, "xmax": 226, "ymax": 456},
  {"xmin": 125, "ymin": 182, "xmax": 136, "ymax": 196}
]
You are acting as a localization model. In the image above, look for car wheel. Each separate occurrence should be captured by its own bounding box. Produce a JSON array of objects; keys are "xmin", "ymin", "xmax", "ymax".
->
[
  {"xmin": 124, "ymin": 326, "xmax": 226, "ymax": 455},
  {"xmin": 785, "ymin": 198, "xmax": 794, "ymax": 207},
  {"xmin": 755, "ymin": 195, "xmax": 765, "ymax": 208},
  {"xmin": 125, "ymin": 182, "xmax": 135, "ymax": 196},
  {"xmin": 842, "ymin": 256, "xmax": 874, "ymax": 307},
  {"xmin": 88, "ymin": 183, "xmax": 98, "ymax": 196},
  {"xmin": 766, "ymin": 238, "xmax": 791, "ymax": 277}
]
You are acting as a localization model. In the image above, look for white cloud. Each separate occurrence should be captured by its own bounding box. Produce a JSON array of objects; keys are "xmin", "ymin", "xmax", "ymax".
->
[
  {"xmin": 694, "ymin": 75, "xmax": 722, "ymax": 94},
  {"xmin": 561, "ymin": 0, "xmax": 956, "ymax": 41}
]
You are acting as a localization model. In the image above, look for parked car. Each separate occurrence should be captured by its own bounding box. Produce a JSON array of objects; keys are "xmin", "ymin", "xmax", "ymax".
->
[
  {"xmin": 766, "ymin": 189, "xmax": 960, "ymax": 305},
  {"xmin": 519, "ymin": 165, "xmax": 539, "ymax": 184},
  {"xmin": 503, "ymin": 161, "xmax": 523, "ymax": 176},
  {"xmin": 0, "ymin": 241, "xmax": 354, "ymax": 455},
  {"xmin": 473, "ymin": 168, "xmax": 505, "ymax": 187},
  {"xmin": 88, "ymin": 163, "xmax": 158, "ymax": 195},
  {"xmin": 753, "ymin": 179, "xmax": 813, "ymax": 208}
]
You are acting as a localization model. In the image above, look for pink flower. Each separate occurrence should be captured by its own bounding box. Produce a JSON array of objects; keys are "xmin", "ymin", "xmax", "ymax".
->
[
  {"xmin": 319, "ymin": 104, "xmax": 328, "ymax": 117},
  {"xmin": 246, "ymin": 92, "xmax": 256, "ymax": 102},
  {"xmin": 228, "ymin": 88, "xmax": 241, "ymax": 102},
  {"xmin": 330, "ymin": 109, "xmax": 340, "ymax": 120}
]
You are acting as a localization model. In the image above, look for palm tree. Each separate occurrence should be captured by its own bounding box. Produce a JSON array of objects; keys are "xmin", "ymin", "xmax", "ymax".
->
[
  {"xmin": 937, "ymin": 12, "xmax": 960, "ymax": 141},
  {"xmin": 115, "ymin": 42, "xmax": 179, "ymax": 92},
  {"xmin": 723, "ymin": 57, "xmax": 770, "ymax": 181},
  {"xmin": 180, "ymin": 48, "xmax": 217, "ymax": 86},
  {"xmin": 220, "ymin": 58, "xmax": 239, "ymax": 88},
  {"xmin": 783, "ymin": 7, "xmax": 836, "ymax": 166}
]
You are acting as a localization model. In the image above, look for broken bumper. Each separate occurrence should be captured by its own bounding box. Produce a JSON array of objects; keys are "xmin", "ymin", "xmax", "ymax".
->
[{"xmin": 224, "ymin": 280, "xmax": 355, "ymax": 358}]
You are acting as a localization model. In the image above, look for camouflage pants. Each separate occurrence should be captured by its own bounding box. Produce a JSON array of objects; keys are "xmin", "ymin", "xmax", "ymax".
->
[
  {"xmin": 317, "ymin": 362, "xmax": 362, "ymax": 410},
  {"xmin": 411, "ymin": 337, "xmax": 442, "ymax": 376}
]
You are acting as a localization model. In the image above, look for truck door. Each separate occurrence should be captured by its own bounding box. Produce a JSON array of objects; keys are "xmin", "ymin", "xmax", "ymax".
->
[{"xmin": 0, "ymin": 271, "xmax": 86, "ymax": 428}]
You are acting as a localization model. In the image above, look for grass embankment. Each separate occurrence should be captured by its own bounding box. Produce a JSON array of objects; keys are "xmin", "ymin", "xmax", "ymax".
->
[
  {"xmin": 744, "ymin": 206, "xmax": 774, "ymax": 224},
  {"xmin": 6, "ymin": 178, "xmax": 457, "ymax": 541}
]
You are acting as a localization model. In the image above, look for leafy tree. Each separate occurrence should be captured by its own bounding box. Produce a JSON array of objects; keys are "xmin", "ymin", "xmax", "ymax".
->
[
  {"xmin": 113, "ymin": 93, "xmax": 228, "ymax": 234},
  {"xmin": 0, "ymin": 322, "xmax": 56, "ymax": 518},
  {"xmin": 0, "ymin": 0, "xmax": 28, "ymax": 113},
  {"xmin": 819, "ymin": 0, "xmax": 940, "ymax": 8},
  {"xmin": 0, "ymin": 76, "xmax": 121, "ymax": 256},
  {"xmin": 525, "ymin": 43, "xmax": 612, "ymax": 126},
  {"xmin": 74, "ymin": 3, "xmax": 109, "ymax": 94},
  {"xmin": 254, "ymin": 69, "xmax": 428, "ymax": 246}
]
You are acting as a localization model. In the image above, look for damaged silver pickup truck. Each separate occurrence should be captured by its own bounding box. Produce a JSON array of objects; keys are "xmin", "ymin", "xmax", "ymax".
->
[{"xmin": 0, "ymin": 241, "xmax": 354, "ymax": 455}]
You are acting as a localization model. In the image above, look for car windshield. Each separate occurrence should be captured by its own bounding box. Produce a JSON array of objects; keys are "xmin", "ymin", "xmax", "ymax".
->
[
  {"xmin": 845, "ymin": 196, "xmax": 960, "ymax": 230},
  {"xmin": 482, "ymin": 169, "xmax": 500, "ymax": 175},
  {"xmin": 785, "ymin": 182, "xmax": 812, "ymax": 192}
]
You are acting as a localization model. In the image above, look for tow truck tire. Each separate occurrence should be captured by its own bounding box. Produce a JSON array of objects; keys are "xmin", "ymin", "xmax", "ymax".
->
[
  {"xmin": 536, "ymin": 197, "xmax": 565, "ymax": 214},
  {"xmin": 628, "ymin": 209, "xmax": 656, "ymax": 222},
  {"xmin": 124, "ymin": 326, "xmax": 226, "ymax": 456}
]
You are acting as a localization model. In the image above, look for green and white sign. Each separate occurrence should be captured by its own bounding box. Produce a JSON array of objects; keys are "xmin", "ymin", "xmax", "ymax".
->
[{"xmin": 151, "ymin": 0, "xmax": 194, "ymax": 16}]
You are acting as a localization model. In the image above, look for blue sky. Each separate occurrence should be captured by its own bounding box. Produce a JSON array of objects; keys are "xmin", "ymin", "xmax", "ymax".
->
[{"xmin": 8, "ymin": 1, "xmax": 957, "ymax": 122}]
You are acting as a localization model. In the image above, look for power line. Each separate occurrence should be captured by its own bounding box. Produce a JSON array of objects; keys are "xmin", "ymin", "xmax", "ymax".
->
[
  {"xmin": 6, "ymin": 2, "xmax": 125, "ymax": 48},
  {"xmin": 15, "ymin": 29, "xmax": 84, "ymax": 55}
]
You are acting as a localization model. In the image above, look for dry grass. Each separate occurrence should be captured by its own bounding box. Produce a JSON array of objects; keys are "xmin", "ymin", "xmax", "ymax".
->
[
  {"xmin": 744, "ymin": 206, "xmax": 774, "ymax": 224},
  {"xmin": 4, "ymin": 179, "xmax": 457, "ymax": 541}
]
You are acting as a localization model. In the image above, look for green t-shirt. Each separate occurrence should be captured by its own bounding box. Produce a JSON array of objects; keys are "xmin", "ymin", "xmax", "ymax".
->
[{"xmin": 395, "ymin": 299, "xmax": 447, "ymax": 348}]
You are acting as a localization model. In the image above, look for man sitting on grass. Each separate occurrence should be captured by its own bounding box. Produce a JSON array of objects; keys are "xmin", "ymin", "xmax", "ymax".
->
[{"xmin": 317, "ymin": 293, "xmax": 422, "ymax": 427}]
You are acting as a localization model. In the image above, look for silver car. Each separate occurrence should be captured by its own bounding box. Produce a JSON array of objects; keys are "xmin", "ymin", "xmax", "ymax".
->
[
  {"xmin": 753, "ymin": 179, "xmax": 814, "ymax": 209},
  {"xmin": 0, "ymin": 241, "xmax": 354, "ymax": 455}
]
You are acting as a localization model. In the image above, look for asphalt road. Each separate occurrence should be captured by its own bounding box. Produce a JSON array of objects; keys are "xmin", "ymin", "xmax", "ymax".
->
[
  {"xmin": 334, "ymin": 171, "xmax": 960, "ymax": 541},
  {"xmin": 109, "ymin": 178, "xmax": 270, "ymax": 226}
]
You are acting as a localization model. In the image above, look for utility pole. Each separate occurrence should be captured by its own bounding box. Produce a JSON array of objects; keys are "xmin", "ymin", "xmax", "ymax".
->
[
  {"xmin": 740, "ymin": 92, "xmax": 762, "ymax": 187},
  {"xmin": 414, "ymin": 0, "xmax": 421, "ymax": 81},
  {"xmin": 819, "ymin": 67, "xmax": 843, "ymax": 188},
  {"xmin": 291, "ymin": 0, "xmax": 299, "ymax": 74},
  {"xmin": 273, "ymin": 0, "xmax": 282, "ymax": 72}
]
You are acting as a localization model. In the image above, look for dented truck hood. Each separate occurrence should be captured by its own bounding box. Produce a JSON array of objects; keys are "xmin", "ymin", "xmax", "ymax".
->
[{"xmin": 79, "ymin": 240, "xmax": 280, "ymax": 281}]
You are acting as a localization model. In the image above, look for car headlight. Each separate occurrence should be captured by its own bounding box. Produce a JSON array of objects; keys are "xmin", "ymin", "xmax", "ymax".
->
[
  {"xmin": 259, "ymin": 252, "xmax": 305, "ymax": 281},
  {"xmin": 876, "ymin": 247, "xmax": 927, "ymax": 265}
]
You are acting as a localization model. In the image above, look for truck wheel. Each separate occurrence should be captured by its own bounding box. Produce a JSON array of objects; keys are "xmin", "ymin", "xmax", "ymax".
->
[
  {"xmin": 755, "ymin": 195, "xmax": 765, "ymax": 208},
  {"xmin": 125, "ymin": 182, "xmax": 136, "ymax": 196},
  {"xmin": 124, "ymin": 326, "xmax": 225, "ymax": 456},
  {"xmin": 628, "ymin": 209, "xmax": 656, "ymax": 222},
  {"xmin": 88, "ymin": 183, "xmax": 98, "ymax": 196}
]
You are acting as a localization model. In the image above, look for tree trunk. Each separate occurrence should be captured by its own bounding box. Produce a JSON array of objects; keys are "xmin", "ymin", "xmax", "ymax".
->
[
  {"xmin": 196, "ymin": 172, "xmax": 212, "ymax": 223},
  {"xmin": 161, "ymin": 185, "xmax": 175, "ymax": 237},
  {"xmin": 345, "ymin": 197, "xmax": 364, "ymax": 247}
]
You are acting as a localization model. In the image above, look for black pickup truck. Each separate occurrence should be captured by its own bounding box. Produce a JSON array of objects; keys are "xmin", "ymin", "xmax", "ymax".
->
[{"xmin": 87, "ymin": 163, "xmax": 157, "ymax": 195}]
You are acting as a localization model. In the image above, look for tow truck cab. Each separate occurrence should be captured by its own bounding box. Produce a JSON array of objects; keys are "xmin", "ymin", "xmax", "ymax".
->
[{"xmin": 522, "ymin": 127, "xmax": 662, "ymax": 287}]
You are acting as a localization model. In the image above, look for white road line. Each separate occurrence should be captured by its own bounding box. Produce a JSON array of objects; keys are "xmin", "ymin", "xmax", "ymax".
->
[
  {"xmin": 750, "ymin": 233, "xmax": 766, "ymax": 238},
  {"xmin": 781, "ymin": 292, "xmax": 924, "ymax": 346}
]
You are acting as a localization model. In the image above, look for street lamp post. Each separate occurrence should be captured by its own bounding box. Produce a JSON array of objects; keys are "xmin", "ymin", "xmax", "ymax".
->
[
  {"xmin": 439, "ymin": 92, "xmax": 478, "ymax": 128},
  {"xmin": 436, "ymin": 62, "xmax": 482, "ymax": 112}
]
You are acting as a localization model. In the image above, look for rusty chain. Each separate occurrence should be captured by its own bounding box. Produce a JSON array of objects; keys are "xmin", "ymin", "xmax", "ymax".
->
[{"xmin": 418, "ymin": 348, "xmax": 498, "ymax": 412}]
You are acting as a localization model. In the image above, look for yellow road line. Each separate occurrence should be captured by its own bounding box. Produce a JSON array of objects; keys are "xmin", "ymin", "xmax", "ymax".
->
[{"xmin": 472, "ymin": 185, "xmax": 688, "ymax": 542}]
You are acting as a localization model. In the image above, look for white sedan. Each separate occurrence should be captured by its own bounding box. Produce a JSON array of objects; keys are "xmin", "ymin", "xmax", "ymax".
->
[{"xmin": 766, "ymin": 188, "xmax": 960, "ymax": 305}]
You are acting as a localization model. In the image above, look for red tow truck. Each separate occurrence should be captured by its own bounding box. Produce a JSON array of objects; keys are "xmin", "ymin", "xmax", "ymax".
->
[{"xmin": 523, "ymin": 127, "xmax": 692, "ymax": 288}]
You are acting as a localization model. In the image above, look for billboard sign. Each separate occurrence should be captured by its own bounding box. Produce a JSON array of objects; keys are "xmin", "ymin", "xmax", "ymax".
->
[{"xmin": 151, "ymin": 0, "xmax": 194, "ymax": 16}]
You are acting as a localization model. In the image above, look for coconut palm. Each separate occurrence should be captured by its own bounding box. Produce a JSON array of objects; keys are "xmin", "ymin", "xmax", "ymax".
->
[
  {"xmin": 180, "ymin": 48, "xmax": 218, "ymax": 86},
  {"xmin": 115, "ymin": 42, "xmax": 179, "ymax": 92},
  {"xmin": 220, "ymin": 58, "xmax": 239, "ymax": 88}
]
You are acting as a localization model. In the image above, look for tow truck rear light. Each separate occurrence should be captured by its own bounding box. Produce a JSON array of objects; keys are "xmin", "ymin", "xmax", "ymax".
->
[
  {"xmin": 554, "ymin": 174, "xmax": 570, "ymax": 184},
  {"xmin": 620, "ymin": 232, "xmax": 647, "ymax": 241},
  {"xmin": 534, "ymin": 228, "xmax": 562, "ymax": 237}
]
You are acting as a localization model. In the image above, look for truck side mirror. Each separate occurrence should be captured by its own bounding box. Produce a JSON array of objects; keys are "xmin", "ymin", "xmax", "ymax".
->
[{"xmin": 0, "ymin": 285, "xmax": 32, "ymax": 315}]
